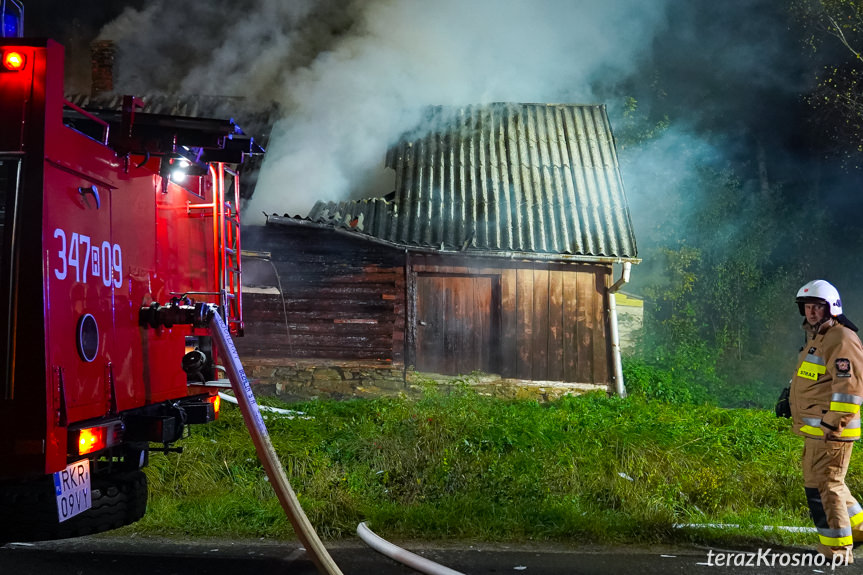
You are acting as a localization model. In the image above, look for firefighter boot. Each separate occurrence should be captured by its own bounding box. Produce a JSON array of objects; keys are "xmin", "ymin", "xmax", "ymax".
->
[
  {"xmin": 853, "ymin": 527, "xmax": 863, "ymax": 549},
  {"xmin": 817, "ymin": 544, "xmax": 854, "ymax": 566}
]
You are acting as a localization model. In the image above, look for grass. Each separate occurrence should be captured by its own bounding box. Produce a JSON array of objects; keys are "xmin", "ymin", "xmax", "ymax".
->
[{"xmin": 116, "ymin": 383, "xmax": 848, "ymax": 549}]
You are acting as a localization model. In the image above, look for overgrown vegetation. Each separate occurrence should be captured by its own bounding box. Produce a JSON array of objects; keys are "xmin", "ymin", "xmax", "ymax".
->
[
  {"xmin": 610, "ymin": 0, "xmax": 863, "ymax": 409},
  {"xmin": 117, "ymin": 383, "xmax": 843, "ymax": 547},
  {"xmin": 616, "ymin": 97, "xmax": 861, "ymax": 409}
]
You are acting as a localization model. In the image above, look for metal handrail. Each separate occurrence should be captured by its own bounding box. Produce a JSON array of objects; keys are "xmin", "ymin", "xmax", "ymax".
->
[{"xmin": 63, "ymin": 99, "xmax": 111, "ymax": 145}]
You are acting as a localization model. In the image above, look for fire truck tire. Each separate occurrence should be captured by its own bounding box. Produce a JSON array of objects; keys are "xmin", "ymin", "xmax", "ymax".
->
[{"xmin": 0, "ymin": 470, "xmax": 148, "ymax": 542}]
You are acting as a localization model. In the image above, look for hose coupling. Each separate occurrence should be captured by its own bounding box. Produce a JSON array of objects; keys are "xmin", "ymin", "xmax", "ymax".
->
[{"xmin": 139, "ymin": 300, "xmax": 220, "ymax": 329}]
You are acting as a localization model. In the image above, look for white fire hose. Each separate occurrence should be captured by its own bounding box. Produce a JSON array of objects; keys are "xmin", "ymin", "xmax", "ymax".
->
[
  {"xmin": 208, "ymin": 312, "xmax": 344, "ymax": 575},
  {"xmin": 357, "ymin": 522, "xmax": 466, "ymax": 575},
  {"xmin": 217, "ymin": 391, "xmax": 307, "ymax": 417}
]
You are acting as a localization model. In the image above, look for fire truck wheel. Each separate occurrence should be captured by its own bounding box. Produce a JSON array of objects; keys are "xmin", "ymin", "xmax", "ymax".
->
[{"xmin": 0, "ymin": 470, "xmax": 148, "ymax": 542}]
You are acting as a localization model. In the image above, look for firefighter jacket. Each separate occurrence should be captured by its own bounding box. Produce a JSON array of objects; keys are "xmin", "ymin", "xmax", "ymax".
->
[{"xmin": 790, "ymin": 319, "xmax": 863, "ymax": 441}]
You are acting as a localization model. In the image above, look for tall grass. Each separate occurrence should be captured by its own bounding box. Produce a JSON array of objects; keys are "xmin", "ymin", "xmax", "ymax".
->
[{"xmin": 121, "ymin": 384, "xmax": 844, "ymax": 547}]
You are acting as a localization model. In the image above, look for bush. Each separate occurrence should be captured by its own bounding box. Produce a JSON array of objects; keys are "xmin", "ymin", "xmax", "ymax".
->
[{"xmin": 623, "ymin": 358, "xmax": 695, "ymax": 404}]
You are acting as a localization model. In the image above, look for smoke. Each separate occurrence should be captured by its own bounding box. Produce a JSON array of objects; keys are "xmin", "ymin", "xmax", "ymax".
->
[
  {"xmin": 614, "ymin": 0, "xmax": 823, "ymax": 285},
  {"xmin": 79, "ymin": 0, "xmax": 863, "ymax": 399},
  {"xmin": 93, "ymin": 0, "xmax": 846, "ymax": 270},
  {"xmin": 97, "ymin": 0, "xmax": 672, "ymax": 221}
]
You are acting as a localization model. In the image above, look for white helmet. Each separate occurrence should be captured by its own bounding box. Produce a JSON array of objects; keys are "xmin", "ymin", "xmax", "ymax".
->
[{"xmin": 796, "ymin": 279, "xmax": 843, "ymax": 317}]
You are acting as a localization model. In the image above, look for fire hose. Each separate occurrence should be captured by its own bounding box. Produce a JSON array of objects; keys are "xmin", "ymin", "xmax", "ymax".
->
[
  {"xmin": 207, "ymin": 310, "xmax": 344, "ymax": 575},
  {"xmin": 142, "ymin": 301, "xmax": 463, "ymax": 575},
  {"xmin": 357, "ymin": 522, "xmax": 466, "ymax": 575},
  {"xmin": 141, "ymin": 301, "xmax": 342, "ymax": 574}
]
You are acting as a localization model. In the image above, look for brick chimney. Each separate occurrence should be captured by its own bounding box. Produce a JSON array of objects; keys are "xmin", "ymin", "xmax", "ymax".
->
[{"xmin": 90, "ymin": 40, "xmax": 115, "ymax": 97}]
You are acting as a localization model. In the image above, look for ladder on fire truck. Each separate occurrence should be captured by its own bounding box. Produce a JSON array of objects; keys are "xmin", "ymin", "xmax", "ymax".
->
[
  {"xmin": 184, "ymin": 162, "xmax": 244, "ymax": 336},
  {"xmin": 210, "ymin": 162, "xmax": 243, "ymax": 336}
]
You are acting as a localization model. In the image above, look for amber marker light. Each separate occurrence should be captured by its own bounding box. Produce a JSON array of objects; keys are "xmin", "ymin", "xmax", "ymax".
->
[
  {"xmin": 2, "ymin": 51, "xmax": 26, "ymax": 71},
  {"xmin": 208, "ymin": 393, "xmax": 221, "ymax": 419},
  {"xmin": 77, "ymin": 427, "xmax": 106, "ymax": 455}
]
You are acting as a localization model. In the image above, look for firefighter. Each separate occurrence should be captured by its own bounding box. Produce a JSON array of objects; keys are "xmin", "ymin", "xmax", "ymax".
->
[{"xmin": 790, "ymin": 279, "xmax": 863, "ymax": 564}]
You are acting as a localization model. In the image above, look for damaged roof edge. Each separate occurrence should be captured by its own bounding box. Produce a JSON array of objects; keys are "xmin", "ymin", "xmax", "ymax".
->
[
  {"xmin": 265, "ymin": 215, "xmax": 641, "ymax": 265},
  {"xmin": 262, "ymin": 103, "xmax": 638, "ymax": 260}
]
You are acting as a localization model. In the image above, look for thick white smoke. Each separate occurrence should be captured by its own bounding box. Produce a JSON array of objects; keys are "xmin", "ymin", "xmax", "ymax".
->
[{"xmin": 99, "ymin": 0, "xmax": 672, "ymax": 221}]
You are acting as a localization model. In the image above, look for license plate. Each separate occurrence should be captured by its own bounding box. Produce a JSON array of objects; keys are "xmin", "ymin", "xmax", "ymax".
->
[{"xmin": 53, "ymin": 459, "xmax": 92, "ymax": 522}]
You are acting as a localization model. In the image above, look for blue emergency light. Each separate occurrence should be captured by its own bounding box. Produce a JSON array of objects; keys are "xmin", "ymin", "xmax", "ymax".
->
[{"xmin": 1, "ymin": 0, "xmax": 23, "ymax": 39}]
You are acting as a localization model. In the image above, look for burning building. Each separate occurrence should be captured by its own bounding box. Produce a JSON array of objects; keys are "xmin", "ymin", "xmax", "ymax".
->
[{"xmin": 237, "ymin": 102, "xmax": 639, "ymax": 397}]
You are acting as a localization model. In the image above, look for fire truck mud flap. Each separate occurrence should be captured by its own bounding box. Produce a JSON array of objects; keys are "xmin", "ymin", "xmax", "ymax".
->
[{"xmin": 0, "ymin": 470, "xmax": 147, "ymax": 543}]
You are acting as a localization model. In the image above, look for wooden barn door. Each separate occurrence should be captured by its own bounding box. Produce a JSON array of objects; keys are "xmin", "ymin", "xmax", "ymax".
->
[{"xmin": 416, "ymin": 274, "xmax": 498, "ymax": 375}]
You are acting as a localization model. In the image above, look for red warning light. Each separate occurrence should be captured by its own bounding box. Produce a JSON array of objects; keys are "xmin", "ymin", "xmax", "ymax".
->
[{"xmin": 2, "ymin": 51, "xmax": 26, "ymax": 71}]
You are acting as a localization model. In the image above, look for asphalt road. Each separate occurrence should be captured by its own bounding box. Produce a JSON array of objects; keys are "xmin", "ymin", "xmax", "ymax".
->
[{"xmin": 0, "ymin": 535, "xmax": 854, "ymax": 575}]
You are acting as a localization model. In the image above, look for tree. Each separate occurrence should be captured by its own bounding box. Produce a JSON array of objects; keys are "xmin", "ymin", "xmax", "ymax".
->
[
  {"xmin": 793, "ymin": 0, "xmax": 863, "ymax": 167},
  {"xmin": 795, "ymin": 0, "xmax": 863, "ymax": 59}
]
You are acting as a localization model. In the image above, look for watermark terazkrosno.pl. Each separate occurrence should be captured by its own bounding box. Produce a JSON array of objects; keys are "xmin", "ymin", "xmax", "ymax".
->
[{"xmin": 703, "ymin": 548, "xmax": 852, "ymax": 569}]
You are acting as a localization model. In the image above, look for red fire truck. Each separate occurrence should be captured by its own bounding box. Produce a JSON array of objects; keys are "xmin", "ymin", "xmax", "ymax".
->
[{"xmin": 0, "ymin": 7, "xmax": 261, "ymax": 541}]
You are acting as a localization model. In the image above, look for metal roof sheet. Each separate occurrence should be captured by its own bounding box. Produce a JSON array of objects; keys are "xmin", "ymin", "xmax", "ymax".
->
[{"xmin": 283, "ymin": 103, "xmax": 638, "ymax": 260}]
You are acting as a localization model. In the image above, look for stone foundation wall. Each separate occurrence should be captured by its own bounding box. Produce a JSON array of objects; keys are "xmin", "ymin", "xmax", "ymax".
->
[
  {"xmin": 240, "ymin": 358, "xmax": 406, "ymax": 401},
  {"xmin": 238, "ymin": 357, "xmax": 609, "ymax": 402}
]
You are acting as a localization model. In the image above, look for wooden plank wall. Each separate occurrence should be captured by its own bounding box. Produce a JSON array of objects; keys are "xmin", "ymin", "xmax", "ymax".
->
[
  {"xmin": 410, "ymin": 255, "xmax": 611, "ymax": 385},
  {"xmin": 237, "ymin": 225, "xmax": 611, "ymax": 384},
  {"xmin": 236, "ymin": 225, "xmax": 405, "ymax": 361}
]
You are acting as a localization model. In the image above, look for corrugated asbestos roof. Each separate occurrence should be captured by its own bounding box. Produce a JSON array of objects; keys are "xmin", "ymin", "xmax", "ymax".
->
[{"xmin": 278, "ymin": 102, "xmax": 638, "ymax": 260}]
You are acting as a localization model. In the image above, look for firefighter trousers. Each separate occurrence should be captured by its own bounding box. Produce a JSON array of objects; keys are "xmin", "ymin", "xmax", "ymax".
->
[{"xmin": 803, "ymin": 438, "xmax": 863, "ymax": 555}]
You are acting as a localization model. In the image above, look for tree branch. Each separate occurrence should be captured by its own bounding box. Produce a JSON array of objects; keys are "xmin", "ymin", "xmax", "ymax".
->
[{"xmin": 826, "ymin": 13, "xmax": 863, "ymax": 60}]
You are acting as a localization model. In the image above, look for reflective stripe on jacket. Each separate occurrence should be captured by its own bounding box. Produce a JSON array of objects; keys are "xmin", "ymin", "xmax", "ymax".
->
[{"xmin": 790, "ymin": 320, "xmax": 863, "ymax": 441}]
